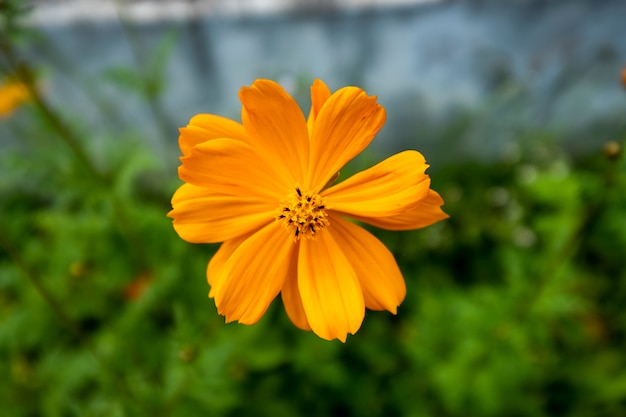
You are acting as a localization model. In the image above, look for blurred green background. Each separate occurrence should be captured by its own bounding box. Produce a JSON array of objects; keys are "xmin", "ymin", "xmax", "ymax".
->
[{"xmin": 2, "ymin": 1, "xmax": 626, "ymax": 416}]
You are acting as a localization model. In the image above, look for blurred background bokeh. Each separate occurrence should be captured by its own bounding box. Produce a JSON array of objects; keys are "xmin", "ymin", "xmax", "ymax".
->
[{"xmin": 2, "ymin": 0, "xmax": 626, "ymax": 416}]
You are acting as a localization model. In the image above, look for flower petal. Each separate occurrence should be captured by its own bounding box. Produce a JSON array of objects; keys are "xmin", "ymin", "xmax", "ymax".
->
[
  {"xmin": 212, "ymin": 221, "xmax": 295, "ymax": 324},
  {"xmin": 239, "ymin": 79, "xmax": 309, "ymax": 184},
  {"xmin": 350, "ymin": 190, "xmax": 449, "ymax": 230},
  {"xmin": 280, "ymin": 256, "xmax": 311, "ymax": 331},
  {"xmin": 179, "ymin": 137, "xmax": 289, "ymax": 197},
  {"xmin": 307, "ymin": 86, "xmax": 385, "ymax": 189},
  {"xmin": 0, "ymin": 80, "xmax": 30, "ymax": 117},
  {"xmin": 322, "ymin": 150, "xmax": 431, "ymax": 219},
  {"xmin": 307, "ymin": 79, "xmax": 332, "ymax": 135},
  {"xmin": 328, "ymin": 215, "xmax": 406, "ymax": 312},
  {"xmin": 298, "ymin": 230, "xmax": 365, "ymax": 342},
  {"xmin": 168, "ymin": 183, "xmax": 274, "ymax": 243},
  {"xmin": 207, "ymin": 234, "xmax": 249, "ymax": 298},
  {"xmin": 179, "ymin": 114, "xmax": 248, "ymax": 156}
]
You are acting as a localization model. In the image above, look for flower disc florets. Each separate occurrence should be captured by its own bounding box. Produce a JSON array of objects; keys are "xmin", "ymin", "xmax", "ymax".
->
[
  {"xmin": 277, "ymin": 187, "xmax": 329, "ymax": 241},
  {"xmin": 169, "ymin": 78, "xmax": 450, "ymax": 342}
]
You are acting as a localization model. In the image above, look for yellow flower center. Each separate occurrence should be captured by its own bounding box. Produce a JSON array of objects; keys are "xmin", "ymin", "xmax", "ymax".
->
[{"xmin": 277, "ymin": 187, "xmax": 329, "ymax": 241}]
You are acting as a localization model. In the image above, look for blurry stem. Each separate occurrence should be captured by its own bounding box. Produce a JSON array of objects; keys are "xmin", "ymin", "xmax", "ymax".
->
[
  {"xmin": 26, "ymin": 78, "xmax": 103, "ymax": 180},
  {"xmin": 114, "ymin": 0, "xmax": 174, "ymax": 148},
  {"xmin": 0, "ymin": 48, "xmax": 101, "ymax": 180},
  {"xmin": 0, "ymin": 234, "xmax": 135, "ymax": 404},
  {"xmin": 0, "ymin": 49, "xmax": 150, "ymax": 270},
  {"xmin": 111, "ymin": 195, "xmax": 150, "ymax": 269},
  {"xmin": 0, "ymin": 235, "xmax": 82, "ymax": 339},
  {"xmin": 9, "ymin": 83, "xmax": 147, "ymax": 270},
  {"xmin": 162, "ymin": 375, "xmax": 191, "ymax": 416},
  {"xmin": 530, "ymin": 146, "xmax": 624, "ymax": 310}
]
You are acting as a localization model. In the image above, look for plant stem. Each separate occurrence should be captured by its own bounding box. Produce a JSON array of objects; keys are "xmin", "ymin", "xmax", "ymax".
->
[
  {"xmin": 0, "ymin": 234, "xmax": 136, "ymax": 405},
  {"xmin": 529, "ymin": 146, "xmax": 624, "ymax": 312},
  {"xmin": 114, "ymin": 0, "xmax": 176, "ymax": 148}
]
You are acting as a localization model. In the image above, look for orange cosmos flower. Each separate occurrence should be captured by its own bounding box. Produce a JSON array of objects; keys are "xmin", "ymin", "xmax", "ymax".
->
[
  {"xmin": 0, "ymin": 79, "xmax": 30, "ymax": 118},
  {"xmin": 168, "ymin": 79, "xmax": 448, "ymax": 341}
]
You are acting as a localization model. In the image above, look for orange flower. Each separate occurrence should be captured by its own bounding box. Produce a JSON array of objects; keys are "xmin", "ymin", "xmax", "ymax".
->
[
  {"xmin": 168, "ymin": 79, "xmax": 448, "ymax": 341},
  {"xmin": 0, "ymin": 79, "xmax": 30, "ymax": 117}
]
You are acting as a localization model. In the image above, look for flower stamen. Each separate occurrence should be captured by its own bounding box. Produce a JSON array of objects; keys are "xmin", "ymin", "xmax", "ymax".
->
[{"xmin": 277, "ymin": 187, "xmax": 329, "ymax": 241}]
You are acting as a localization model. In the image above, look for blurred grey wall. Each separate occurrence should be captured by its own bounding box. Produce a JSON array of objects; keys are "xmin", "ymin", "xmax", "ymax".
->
[{"xmin": 21, "ymin": 0, "xmax": 626, "ymax": 166}]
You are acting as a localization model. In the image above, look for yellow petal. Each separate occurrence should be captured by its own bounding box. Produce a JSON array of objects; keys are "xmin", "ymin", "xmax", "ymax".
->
[
  {"xmin": 212, "ymin": 221, "xmax": 295, "ymax": 324},
  {"xmin": 239, "ymin": 79, "xmax": 309, "ymax": 184},
  {"xmin": 168, "ymin": 183, "xmax": 274, "ymax": 243},
  {"xmin": 306, "ymin": 86, "xmax": 385, "ymax": 189},
  {"xmin": 322, "ymin": 150, "xmax": 431, "ymax": 219},
  {"xmin": 350, "ymin": 190, "xmax": 449, "ymax": 230},
  {"xmin": 178, "ymin": 114, "xmax": 248, "ymax": 156},
  {"xmin": 0, "ymin": 80, "xmax": 30, "ymax": 117},
  {"xmin": 306, "ymin": 79, "xmax": 332, "ymax": 135},
  {"xmin": 179, "ymin": 137, "xmax": 289, "ymax": 198},
  {"xmin": 280, "ymin": 257, "xmax": 311, "ymax": 331},
  {"xmin": 207, "ymin": 234, "xmax": 249, "ymax": 298},
  {"xmin": 328, "ymin": 215, "xmax": 406, "ymax": 312},
  {"xmin": 298, "ymin": 230, "xmax": 365, "ymax": 342}
]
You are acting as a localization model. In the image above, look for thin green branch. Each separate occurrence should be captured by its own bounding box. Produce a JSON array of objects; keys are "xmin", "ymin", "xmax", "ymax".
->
[
  {"xmin": 114, "ymin": 0, "xmax": 176, "ymax": 147},
  {"xmin": 528, "ymin": 143, "xmax": 624, "ymax": 312},
  {"xmin": 1, "ymin": 50, "xmax": 152, "ymax": 270},
  {"xmin": 0, "ymin": 234, "xmax": 136, "ymax": 405},
  {"xmin": 1, "ymin": 52, "xmax": 102, "ymax": 181}
]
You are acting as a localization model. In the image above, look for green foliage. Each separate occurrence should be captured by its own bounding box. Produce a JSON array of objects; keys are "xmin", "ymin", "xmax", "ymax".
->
[
  {"xmin": 102, "ymin": 30, "xmax": 177, "ymax": 100},
  {"xmin": 2, "ymin": 8, "xmax": 626, "ymax": 417}
]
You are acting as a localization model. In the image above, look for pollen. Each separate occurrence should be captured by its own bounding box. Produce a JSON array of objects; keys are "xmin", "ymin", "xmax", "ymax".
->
[{"xmin": 277, "ymin": 187, "xmax": 329, "ymax": 241}]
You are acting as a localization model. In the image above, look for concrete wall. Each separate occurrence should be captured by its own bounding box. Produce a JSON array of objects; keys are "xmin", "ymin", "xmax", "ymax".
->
[{"xmin": 16, "ymin": 0, "xmax": 626, "ymax": 165}]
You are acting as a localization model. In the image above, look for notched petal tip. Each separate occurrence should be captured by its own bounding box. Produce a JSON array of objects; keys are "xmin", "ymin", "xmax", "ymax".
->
[
  {"xmin": 322, "ymin": 150, "xmax": 432, "ymax": 220},
  {"xmin": 307, "ymin": 85, "xmax": 387, "ymax": 188},
  {"xmin": 238, "ymin": 78, "xmax": 309, "ymax": 184},
  {"xmin": 349, "ymin": 189, "xmax": 449, "ymax": 231},
  {"xmin": 178, "ymin": 114, "xmax": 248, "ymax": 156},
  {"xmin": 310, "ymin": 79, "xmax": 332, "ymax": 116}
]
